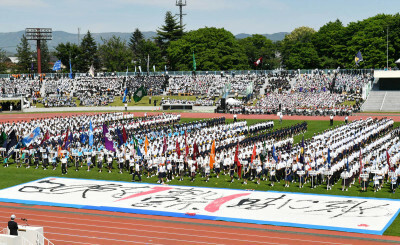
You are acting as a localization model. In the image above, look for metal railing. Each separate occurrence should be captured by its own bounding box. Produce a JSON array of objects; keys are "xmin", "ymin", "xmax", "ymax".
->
[{"xmin": 0, "ymin": 69, "xmax": 375, "ymax": 78}]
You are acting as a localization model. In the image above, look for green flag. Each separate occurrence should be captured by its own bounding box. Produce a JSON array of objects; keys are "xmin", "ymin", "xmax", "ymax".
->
[
  {"xmin": 133, "ymin": 86, "xmax": 147, "ymax": 102},
  {"xmin": 0, "ymin": 132, "xmax": 6, "ymax": 146},
  {"xmin": 132, "ymin": 135, "xmax": 138, "ymax": 149},
  {"xmin": 193, "ymin": 51, "xmax": 196, "ymax": 71}
]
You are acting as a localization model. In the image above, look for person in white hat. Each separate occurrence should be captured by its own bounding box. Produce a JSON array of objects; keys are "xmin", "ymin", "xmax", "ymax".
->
[{"xmin": 8, "ymin": 214, "xmax": 18, "ymax": 236}]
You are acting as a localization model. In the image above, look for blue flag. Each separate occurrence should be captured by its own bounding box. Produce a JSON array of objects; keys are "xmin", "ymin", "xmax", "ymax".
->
[
  {"xmin": 355, "ymin": 51, "xmax": 363, "ymax": 66},
  {"xmin": 65, "ymin": 132, "xmax": 73, "ymax": 149},
  {"xmin": 327, "ymin": 148, "xmax": 331, "ymax": 168},
  {"xmin": 22, "ymin": 127, "xmax": 41, "ymax": 146},
  {"xmin": 272, "ymin": 145, "xmax": 278, "ymax": 162},
  {"xmin": 89, "ymin": 120, "xmax": 94, "ymax": 146},
  {"xmin": 122, "ymin": 88, "xmax": 128, "ymax": 103},
  {"xmin": 52, "ymin": 60, "xmax": 62, "ymax": 71},
  {"xmin": 346, "ymin": 156, "xmax": 349, "ymax": 171},
  {"xmin": 69, "ymin": 59, "xmax": 73, "ymax": 79},
  {"xmin": 116, "ymin": 128, "xmax": 124, "ymax": 147},
  {"xmin": 80, "ymin": 133, "xmax": 86, "ymax": 144},
  {"xmin": 136, "ymin": 145, "xmax": 142, "ymax": 157}
]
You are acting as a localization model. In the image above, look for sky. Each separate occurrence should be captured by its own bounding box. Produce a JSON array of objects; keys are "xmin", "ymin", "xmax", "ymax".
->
[{"xmin": 0, "ymin": 0, "xmax": 399, "ymax": 34}]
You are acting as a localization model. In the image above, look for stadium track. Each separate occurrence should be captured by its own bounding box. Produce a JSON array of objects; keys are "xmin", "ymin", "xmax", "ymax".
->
[
  {"xmin": 2, "ymin": 111, "xmax": 400, "ymax": 244},
  {"xmin": 1, "ymin": 202, "xmax": 400, "ymax": 245},
  {"xmin": 1, "ymin": 111, "xmax": 400, "ymax": 123}
]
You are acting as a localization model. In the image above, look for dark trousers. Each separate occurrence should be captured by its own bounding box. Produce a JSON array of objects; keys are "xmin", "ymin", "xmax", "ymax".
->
[
  {"xmin": 132, "ymin": 171, "xmax": 141, "ymax": 181},
  {"xmin": 62, "ymin": 163, "xmax": 67, "ymax": 174}
]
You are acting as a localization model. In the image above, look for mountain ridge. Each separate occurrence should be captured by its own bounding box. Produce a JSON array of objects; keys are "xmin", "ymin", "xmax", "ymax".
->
[{"xmin": 0, "ymin": 30, "xmax": 288, "ymax": 55}]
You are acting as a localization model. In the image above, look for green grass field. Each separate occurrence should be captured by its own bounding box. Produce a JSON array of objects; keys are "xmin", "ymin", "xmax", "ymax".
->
[{"xmin": 1, "ymin": 118, "xmax": 400, "ymax": 236}]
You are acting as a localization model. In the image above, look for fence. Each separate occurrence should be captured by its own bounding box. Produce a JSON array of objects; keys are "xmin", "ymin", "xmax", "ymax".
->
[{"xmin": 0, "ymin": 69, "xmax": 375, "ymax": 79}]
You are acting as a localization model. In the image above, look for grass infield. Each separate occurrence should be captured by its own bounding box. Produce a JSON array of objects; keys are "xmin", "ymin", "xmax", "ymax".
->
[{"xmin": 1, "ymin": 118, "xmax": 400, "ymax": 236}]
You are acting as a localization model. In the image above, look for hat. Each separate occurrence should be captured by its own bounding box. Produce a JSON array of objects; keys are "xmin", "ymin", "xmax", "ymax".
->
[{"xmin": 11, "ymin": 214, "xmax": 16, "ymax": 220}]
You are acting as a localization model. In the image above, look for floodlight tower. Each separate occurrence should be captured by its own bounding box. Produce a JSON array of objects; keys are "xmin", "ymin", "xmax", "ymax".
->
[
  {"xmin": 25, "ymin": 28, "xmax": 53, "ymax": 74},
  {"xmin": 176, "ymin": 0, "xmax": 187, "ymax": 27}
]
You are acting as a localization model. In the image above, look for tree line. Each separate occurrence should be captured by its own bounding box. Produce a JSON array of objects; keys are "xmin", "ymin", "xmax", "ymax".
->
[{"xmin": 1, "ymin": 12, "xmax": 400, "ymax": 73}]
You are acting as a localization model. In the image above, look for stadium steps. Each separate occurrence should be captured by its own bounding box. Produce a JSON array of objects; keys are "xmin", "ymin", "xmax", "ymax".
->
[
  {"xmin": 40, "ymin": 80, "xmax": 46, "ymax": 96},
  {"xmin": 260, "ymin": 78, "xmax": 269, "ymax": 95},
  {"xmin": 361, "ymin": 90, "xmax": 400, "ymax": 112}
]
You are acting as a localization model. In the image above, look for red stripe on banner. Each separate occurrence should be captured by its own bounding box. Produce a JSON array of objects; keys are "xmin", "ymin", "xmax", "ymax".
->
[
  {"xmin": 115, "ymin": 186, "xmax": 172, "ymax": 202},
  {"xmin": 204, "ymin": 193, "xmax": 250, "ymax": 213}
]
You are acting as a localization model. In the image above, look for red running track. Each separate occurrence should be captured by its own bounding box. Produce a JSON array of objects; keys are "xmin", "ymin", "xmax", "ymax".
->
[
  {"xmin": 1, "ymin": 111, "xmax": 400, "ymax": 123},
  {"xmin": 1, "ymin": 202, "xmax": 400, "ymax": 245}
]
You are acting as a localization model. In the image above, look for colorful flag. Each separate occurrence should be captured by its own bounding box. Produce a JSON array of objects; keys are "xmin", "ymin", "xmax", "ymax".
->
[
  {"xmin": 103, "ymin": 124, "xmax": 115, "ymax": 152},
  {"xmin": 6, "ymin": 130, "xmax": 17, "ymax": 157},
  {"xmin": 65, "ymin": 132, "xmax": 73, "ymax": 150},
  {"xmin": 254, "ymin": 57, "xmax": 262, "ymax": 66},
  {"xmin": 63, "ymin": 128, "xmax": 69, "ymax": 149},
  {"xmin": 89, "ymin": 64, "xmax": 95, "ymax": 77},
  {"xmin": 52, "ymin": 60, "xmax": 62, "ymax": 71},
  {"xmin": 327, "ymin": 148, "xmax": 331, "ymax": 168},
  {"xmin": 209, "ymin": 139, "xmax": 215, "ymax": 169},
  {"xmin": 69, "ymin": 59, "xmax": 73, "ymax": 79},
  {"xmin": 122, "ymin": 88, "xmax": 128, "ymax": 103},
  {"xmin": 144, "ymin": 136, "xmax": 149, "ymax": 155},
  {"xmin": 300, "ymin": 135, "xmax": 304, "ymax": 164},
  {"xmin": 272, "ymin": 145, "xmax": 278, "ymax": 162},
  {"xmin": 122, "ymin": 126, "xmax": 127, "ymax": 143},
  {"xmin": 176, "ymin": 138, "xmax": 181, "ymax": 158},
  {"xmin": 133, "ymin": 86, "xmax": 147, "ymax": 102},
  {"xmin": 355, "ymin": 51, "xmax": 363, "ymax": 66},
  {"xmin": 88, "ymin": 120, "xmax": 94, "ymax": 146},
  {"xmin": 40, "ymin": 131, "xmax": 49, "ymax": 146},
  {"xmin": 116, "ymin": 128, "xmax": 124, "ymax": 147},
  {"xmin": 184, "ymin": 131, "xmax": 189, "ymax": 158},
  {"xmin": 234, "ymin": 142, "xmax": 241, "ymax": 167},
  {"xmin": 193, "ymin": 141, "xmax": 198, "ymax": 160},
  {"xmin": 0, "ymin": 132, "xmax": 7, "ymax": 148},
  {"xmin": 251, "ymin": 144, "xmax": 257, "ymax": 163},
  {"xmin": 22, "ymin": 127, "xmax": 41, "ymax": 146}
]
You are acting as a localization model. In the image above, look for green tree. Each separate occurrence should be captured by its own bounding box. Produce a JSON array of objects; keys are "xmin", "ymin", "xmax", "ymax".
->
[
  {"xmin": 129, "ymin": 28, "xmax": 144, "ymax": 57},
  {"xmin": 167, "ymin": 27, "xmax": 247, "ymax": 71},
  {"xmin": 98, "ymin": 35, "xmax": 131, "ymax": 72},
  {"xmin": 312, "ymin": 19, "xmax": 345, "ymax": 68},
  {"xmin": 54, "ymin": 42, "xmax": 81, "ymax": 73},
  {"xmin": 79, "ymin": 31, "xmax": 100, "ymax": 71},
  {"xmin": 16, "ymin": 35, "xmax": 33, "ymax": 73},
  {"xmin": 280, "ymin": 26, "xmax": 319, "ymax": 69},
  {"xmin": 156, "ymin": 11, "xmax": 184, "ymax": 62},
  {"xmin": 135, "ymin": 39, "xmax": 162, "ymax": 72},
  {"xmin": 238, "ymin": 34, "xmax": 278, "ymax": 69},
  {"xmin": 0, "ymin": 48, "xmax": 7, "ymax": 73}
]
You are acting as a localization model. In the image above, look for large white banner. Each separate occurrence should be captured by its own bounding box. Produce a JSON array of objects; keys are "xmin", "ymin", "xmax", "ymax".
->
[{"xmin": 0, "ymin": 177, "xmax": 399, "ymax": 235}]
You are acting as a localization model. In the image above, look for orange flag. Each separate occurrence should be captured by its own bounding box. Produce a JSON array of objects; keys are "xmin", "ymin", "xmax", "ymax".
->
[
  {"xmin": 209, "ymin": 139, "xmax": 215, "ymax": 169},
  {"xmin": 251, "ymin": 144, "xmax": 257, "ymax": 163},
  {"xmin": 144, "ymin": 136, "xmax": 149, "ymax": 155}
]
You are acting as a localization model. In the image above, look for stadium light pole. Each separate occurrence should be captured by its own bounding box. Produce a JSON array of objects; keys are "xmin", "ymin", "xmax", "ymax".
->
[{"xmin": 25, "ymin": 28, "xmax": 52, "ymax": 74}]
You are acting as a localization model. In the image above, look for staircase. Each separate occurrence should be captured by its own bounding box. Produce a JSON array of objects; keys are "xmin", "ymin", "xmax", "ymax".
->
[
  {"xmin": 260, "ymin": 78, "xmax": 269, "ymax": 95},
  {"xmin": 361, "ymin": 90, "xmax": 400, "ymax": 112}
]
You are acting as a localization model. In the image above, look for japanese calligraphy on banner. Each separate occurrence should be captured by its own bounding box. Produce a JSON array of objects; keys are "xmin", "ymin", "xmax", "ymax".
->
[{"xmin": 0, "ymin": 177, "xmax": 399, "ymax": 235}]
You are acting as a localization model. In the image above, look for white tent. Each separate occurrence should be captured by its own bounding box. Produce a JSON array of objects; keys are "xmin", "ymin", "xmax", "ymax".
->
[
  {"xmin": 395, "ymin": 58, "xmax": 400, "ymax": 64},
  {"xmin": 226, "ymin": 98, "xmax": 241, "ymax": 106}
]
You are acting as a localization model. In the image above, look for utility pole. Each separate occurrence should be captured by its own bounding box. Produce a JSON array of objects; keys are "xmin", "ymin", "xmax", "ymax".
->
[
  {"xmin": 78, "ymin": 27, "xmax": 81, "ymax": 44},
  {"xmin": 176, "ymin": 0, "xmax": 187, "ymax": 27}
]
